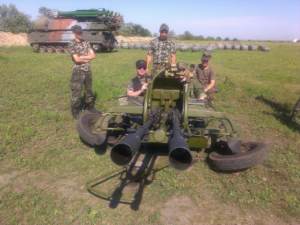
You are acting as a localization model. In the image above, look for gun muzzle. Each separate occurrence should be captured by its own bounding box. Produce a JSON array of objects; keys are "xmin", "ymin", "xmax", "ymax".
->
[
  {"xmin": 168, "ymin": 114, "xmax": 193, "ymax": 170},
  {"xmin": 111, "ymin": 120, "xmax": 152, "ymax": 166}
]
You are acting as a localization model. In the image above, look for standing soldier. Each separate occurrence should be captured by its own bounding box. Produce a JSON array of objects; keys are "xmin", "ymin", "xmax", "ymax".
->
[
  {"xmin": 146, "ymin": 23, "xmax": 177, "ymax": 75},
  {"xmin": 68, "ymin": 25, "xmax": 97, "ymax": 119}
]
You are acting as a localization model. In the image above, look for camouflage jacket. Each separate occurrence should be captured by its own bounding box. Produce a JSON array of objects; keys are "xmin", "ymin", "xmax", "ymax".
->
[
  {"xmin": 148, "ymin": 37, "xmax": 176, "ymax": 64},
  {"xmin": 69, "ymin": 39, "xmax": 92, "ymax": 71}
]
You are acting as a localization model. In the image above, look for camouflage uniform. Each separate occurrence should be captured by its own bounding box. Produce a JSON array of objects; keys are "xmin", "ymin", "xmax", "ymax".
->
[
  {"xmin": 148, "ymin": 37, "xmax": 176, "ymax": 74},
  {"xmin": 191, "ymin": 64, "xmax": 216, "ymax": 99},
  {"xmin": 69, "ymin": 39, "xmax": 95, "ymax": 117}
]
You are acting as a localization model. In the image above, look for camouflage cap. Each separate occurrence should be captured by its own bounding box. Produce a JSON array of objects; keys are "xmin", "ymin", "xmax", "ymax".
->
[
  {"xmin": 159, "ymin": 23, "xmax": 169, "ymax": 33},
  {"xmin": 71, "ymin": 25, "xmax": 83, "ymax": 33}
]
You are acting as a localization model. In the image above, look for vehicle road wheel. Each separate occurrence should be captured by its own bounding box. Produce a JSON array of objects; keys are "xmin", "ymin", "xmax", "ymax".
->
[
  {"xmin": 208, "ymin": 142, "xmax": 267, "ymax": 171},
  {"xmin": 92, "ymin": 44, "xmax": 100, "ymax": 52},
  {"xmin": 47, "ymin": 47, "xmax": 54, "ymax": 53},
  {"xmin": 77, "ymin": 111, "xmax": 106, "ymax": 146},
  {"xmin": 32, "ymin": 44, "xmax": 40, "ymax": 52},
  {"xmin": 39, "ymin": 46, "xmax": 46, "ymax": 53}
]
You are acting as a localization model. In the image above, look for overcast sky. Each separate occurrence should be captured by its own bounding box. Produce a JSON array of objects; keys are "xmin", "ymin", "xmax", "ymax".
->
[{"xmin": 2, "ymin": 0, "xmax": 300, "ymax": 40}]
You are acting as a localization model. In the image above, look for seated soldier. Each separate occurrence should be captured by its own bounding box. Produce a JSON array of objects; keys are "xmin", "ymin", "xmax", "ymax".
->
[
  {"xmin": 127, "ymin": 60, "xmax": 150, "ymax": 97},
  {"xmin": 119, "ymin": 60, "xmax": 149, "ymax": 106},
  {"xmin": 192, "ymin": 53, "xmax": 216, "ymax": 101}
]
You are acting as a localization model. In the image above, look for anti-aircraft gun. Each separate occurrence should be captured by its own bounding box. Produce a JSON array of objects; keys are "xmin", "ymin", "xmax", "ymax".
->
[{"xmin": 77, "ymin": 66, "xmax": 267, "ymax": 172}]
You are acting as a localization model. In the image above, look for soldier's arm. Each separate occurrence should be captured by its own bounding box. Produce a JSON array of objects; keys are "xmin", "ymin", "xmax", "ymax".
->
[
  {"xmin": 79, "ymin": 49, "xmax": 96, "ymax": 61},
  {"xmin": 204, "ymin": 68, "xmax": 216, "ymax": 92},
  {"xmin": 69, "ymin": 42, "xmax": 88, "ymax": 64},
  {"xmin": 204, "ymin": 80, "xmax": 216, "ymax": 93},
  {"xmin": 146, "ymin": 54, "xmax": 152, "ymax": 71},
  {"xmin": 171, "ymin": 53, "xmax": 176, "ymax": 65},
  {"xmin": 72, "ymin": 54, "xmax": 90, "ymax": 64},
  {"xmin": 127, "ymin": 89, "xmax": 144, "ymax": 97},
  {"xmin": 146, "ymin": 40, "xmax": 154, "ymax": 69},
  {"xmin": 170, "ymin": 42, "xmax": 177, "ymax": 65},
  {"xmin": 127, "ymin": 83, "xmax": 148, "ymax": 97}
]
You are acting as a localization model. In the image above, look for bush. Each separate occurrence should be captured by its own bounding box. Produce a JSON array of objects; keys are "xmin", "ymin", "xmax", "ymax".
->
[
  {"xmin": 0, "ymin": 4, "xmax": 32, "ymax": 33},
  {"xmin": 119, "ymin": 23, "xmax": 151, "ymax": 37}
]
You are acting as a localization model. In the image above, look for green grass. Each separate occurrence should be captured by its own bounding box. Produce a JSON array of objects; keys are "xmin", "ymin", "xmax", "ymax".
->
[{"xmin": 0, "ymin": 45, "xmax": 300, "ymax": 225}]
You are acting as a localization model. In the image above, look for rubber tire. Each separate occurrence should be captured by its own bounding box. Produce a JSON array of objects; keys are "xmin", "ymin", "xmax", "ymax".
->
[
  {"xmin": 77, "ymin": 112, "xmax": 106, "ymax": 146},
  {"xmin": 208, "ymin": 142, "xmax": 267, "ymax": 172}
]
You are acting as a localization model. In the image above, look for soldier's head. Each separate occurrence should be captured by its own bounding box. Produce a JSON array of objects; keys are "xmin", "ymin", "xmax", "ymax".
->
[
  {"xmin": 71, "ymin": 25, "xmax": 83, "ymax": 40},
  {"xmin": 201, "ymin": 53, "xmax": 211, "ymax": 68},
  {"xmin": 136, "ymin": 59, "xmax": 147, "ymax": 77},
  {"xmin": 159, "ymin": 23, "xmax": 169, "ymax": 40}
]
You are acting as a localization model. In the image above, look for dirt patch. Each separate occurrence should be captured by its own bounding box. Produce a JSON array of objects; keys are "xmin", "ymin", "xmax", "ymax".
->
[
  {"xmin": 0, "ymin": 170, "xmax": 26, "ymax": 188},
  {"xmin": 1, "ymin": 170, "xmax": 98, "ymax": 205},
  {"xmin": 160, "ymin": 196, "xmax": 198, "ymax": 225},
  {"xmin": 0, "ymin": 32, "xmax": 29, "ymax": 46},
  {"xmin": 160, "ymin": 195, "xmax": 297, "ymax": 225}
]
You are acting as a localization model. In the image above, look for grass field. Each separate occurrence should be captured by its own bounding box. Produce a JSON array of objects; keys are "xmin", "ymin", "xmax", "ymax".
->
[{"xmin": 0, "ymin": 44, "xmax": 300, "ymax": 225}]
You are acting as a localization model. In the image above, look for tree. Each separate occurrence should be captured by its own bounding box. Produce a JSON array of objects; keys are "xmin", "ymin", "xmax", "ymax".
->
[
  {"xmin": 178, "ymin": 31, "xmax": 194, "ymax": 40},
  {"xmin": 196, "ymin": 35, "xmax": 204, "ymax": 40},
  {"xmin": 206, "ymin": 36, "xmax": 215, "ymax": 41},
  {"xmin": 0, "ymin": 4, "xmax": 32, "ymax": 33},
  {"xmin": 38, "ymin": 7, "xmax": 53, "ymax": 18},
  {"xmin": 119, "ymin": 23, "xmax": 151, "ymax": 37},
  {"xmin": 216, "ymin": 36, "xmax": 222, "ymax": 41}
]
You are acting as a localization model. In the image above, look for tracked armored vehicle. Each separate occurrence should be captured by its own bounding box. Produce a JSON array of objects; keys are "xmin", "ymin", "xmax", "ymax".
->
[{"xmin": 28, "ymin": 9, "xmax": 123, "ymax": 53}]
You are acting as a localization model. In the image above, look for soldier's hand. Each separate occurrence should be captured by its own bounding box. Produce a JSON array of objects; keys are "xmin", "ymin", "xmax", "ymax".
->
[
  {"xmin": 142, "ymin": 83, "xmax": 148, "ymax": 91},
  {"xmin": 199, "ymin": 93, "xmax": 207, "ymax": 101},
  {"xmin": 180, "ymin": 76, "xmax": 187, "ymax": 82},
  {"xmin": 170, "ymin": 64, "xmax": 177, "ymax": 72}
]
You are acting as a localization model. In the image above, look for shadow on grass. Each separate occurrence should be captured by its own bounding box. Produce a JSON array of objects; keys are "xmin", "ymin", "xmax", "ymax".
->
[
  {"xmin": 87, "ymin": 149, "xmax": 168, "ymax": 211},
  {"xmin": 255, "ymin": 95, "xmax": 300, "ymax": 132},
  {"xmin": 79, "ymin": 137, "xmax": 107, "ymax": 155}
]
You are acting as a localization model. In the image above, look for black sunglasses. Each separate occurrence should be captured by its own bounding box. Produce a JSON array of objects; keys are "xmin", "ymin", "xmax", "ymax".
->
[{"xmin": 137, "ymin": 66, "xmax": 146, "ymax": 70}]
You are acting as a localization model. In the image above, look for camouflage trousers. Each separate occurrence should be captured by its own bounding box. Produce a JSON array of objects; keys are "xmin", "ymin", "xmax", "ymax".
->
[{"xmin": 70, "ymin": 68, "xmax": 95, "ymax": 112}]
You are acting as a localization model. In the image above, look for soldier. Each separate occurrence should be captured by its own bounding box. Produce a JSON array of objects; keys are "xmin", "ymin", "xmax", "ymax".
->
[
  {"xmin": 127, "ymin": 60, "xmax": 150, "ymax": 97},
  {"xmin": 119, "ymin": 60, "xmax": 150, "ymax": 106},
  {"xmin": 146, "ymin": 23, "xmax": 176, "ymax": 75},
  {"xmin": 192, "ymin": 53, "xmax": 216, "ymax": 101},
  {"xmin": 68, "ymin": 25, "xmax": 97, "ymax": 119}
]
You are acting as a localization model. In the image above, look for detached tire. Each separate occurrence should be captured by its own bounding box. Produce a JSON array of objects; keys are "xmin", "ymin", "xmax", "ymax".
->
[
  {"xmin": 77, "ymin": 112, "xmax": 106, "ymax": 146},
  {"xmin": 209, "ymin": 142, "xmax": 267, "ymax": 171}
]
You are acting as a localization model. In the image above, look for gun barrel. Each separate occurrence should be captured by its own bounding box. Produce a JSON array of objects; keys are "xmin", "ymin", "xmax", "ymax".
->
[
  {"xmin": 168, "ymin": 113, "xmax": 193, "ymax": 170},
  {"xmin": 111, "ymin": 119, "xmax": 152, "ymax": 166}
]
